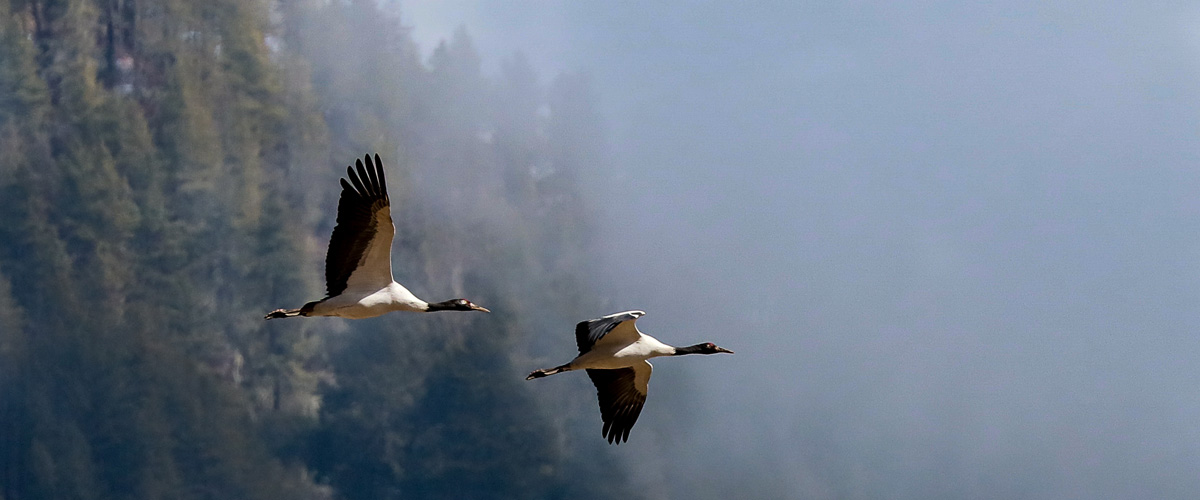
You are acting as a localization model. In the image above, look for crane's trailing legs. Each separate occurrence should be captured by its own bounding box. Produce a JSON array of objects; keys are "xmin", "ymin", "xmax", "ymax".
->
[
  {"xmin": 265, "ymin": 301, "xmax": 318, "ymax": 319},
  {"xmin": 265, "ymin": 308, "xmax": 302, "ymax": 319},
  {"xmin": 526, "ymin": 364, "xmax": 571, "ymax": 379}
]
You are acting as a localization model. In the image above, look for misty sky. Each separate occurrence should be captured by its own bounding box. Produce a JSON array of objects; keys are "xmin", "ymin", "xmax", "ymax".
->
[{"xmin": 403, "ymin": 2, "xmax": 1200, "ymax": 498}]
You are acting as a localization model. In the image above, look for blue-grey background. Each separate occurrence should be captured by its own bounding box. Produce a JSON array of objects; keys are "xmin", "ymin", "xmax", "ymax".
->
[{"xmin": 406, "ymin": 2, "xmax": 1200, "ymax": 498}]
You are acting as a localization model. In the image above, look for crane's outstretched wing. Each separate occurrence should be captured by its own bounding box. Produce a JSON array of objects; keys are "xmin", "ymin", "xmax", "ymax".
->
[
  {"xmin": 575, "ymin": 310, "xmax": 646, "ymax": 354},
  {"xmin": 324, "ymin": 154, "xmax": 394, "ymax": 297},
  {"xmin": 587, "ymin": 361, "xmax": 652, "ymax": 444}
]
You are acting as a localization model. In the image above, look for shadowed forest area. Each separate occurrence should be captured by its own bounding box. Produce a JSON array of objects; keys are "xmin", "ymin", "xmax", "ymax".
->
[{"xmin": 0, "ymin": 0, "xmax": 639, "ymax": 498}]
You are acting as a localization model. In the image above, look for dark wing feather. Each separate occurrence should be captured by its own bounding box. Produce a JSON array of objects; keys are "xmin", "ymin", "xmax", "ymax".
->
[
  {"xmin": 324, "ymin": 154, "xmax": 391, "ymax": 297},
  {"xmin": 587, "ymin": 364, "xmax": 650, "ymax": 444},
  {"xmin": 575, "ymin": 310, "xmax": 645, "ymax": 354}
]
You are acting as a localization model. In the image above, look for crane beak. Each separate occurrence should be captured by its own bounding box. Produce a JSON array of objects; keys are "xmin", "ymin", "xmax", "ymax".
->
[
  {"xmin": 715, "ymin": 346, "xmax": 734, "ymax": 354},
  {"xmin": 470, "ymin": 304, "xmax": 491, "ymax": 313}
]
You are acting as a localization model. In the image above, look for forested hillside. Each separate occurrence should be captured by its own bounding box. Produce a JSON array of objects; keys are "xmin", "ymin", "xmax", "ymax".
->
[{"xmin": 0, "ymin": 1, "xmax": 634, "ymax": 498}]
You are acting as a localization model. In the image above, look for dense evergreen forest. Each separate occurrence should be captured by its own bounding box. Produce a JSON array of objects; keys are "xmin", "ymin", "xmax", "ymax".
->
[{"xmin": 0, "ymin": 0, "xmax": 637, "ymax": 498}]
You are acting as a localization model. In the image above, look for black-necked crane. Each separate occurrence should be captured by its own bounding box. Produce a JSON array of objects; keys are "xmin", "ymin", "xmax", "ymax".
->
[
  {"xmin": 526, "ymin": 310, "xmax": 732, "ymax": 444},
  {"xmin": 265, "ymin": 154, "xmax": 490, "ymax": 320}
]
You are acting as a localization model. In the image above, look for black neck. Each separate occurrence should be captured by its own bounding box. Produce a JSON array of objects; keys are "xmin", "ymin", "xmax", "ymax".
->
[
  {"xmin": 424, "ymin": 300, "xmax": 457, "ymax": 312},
  {"xmin": 672, "ymin": 344, "xmax": 707, "ymax": 356}
]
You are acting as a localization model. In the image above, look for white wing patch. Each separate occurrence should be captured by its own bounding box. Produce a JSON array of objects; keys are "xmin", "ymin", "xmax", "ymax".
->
[
  {"xmin": 591, "ymin": 314, "xmax": 644, "ymax": 351},
  {"xmin": 633, "ymin": 360, "xmax": 652, "ymax": 396},
  {"xmin": 343, "ymin": 206, "xmax": 395, "ymax": 293}
]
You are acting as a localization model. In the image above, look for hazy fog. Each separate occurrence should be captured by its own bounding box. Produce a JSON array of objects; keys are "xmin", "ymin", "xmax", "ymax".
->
[{"xmin": 405, "ymin": 2, "xmax": 1200, "ymax": 498}]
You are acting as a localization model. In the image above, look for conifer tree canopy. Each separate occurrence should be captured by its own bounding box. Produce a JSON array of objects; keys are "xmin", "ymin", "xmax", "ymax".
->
[{"xmin": 0, "ymin": 2, "xmax": 631, "ymax": 499}]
